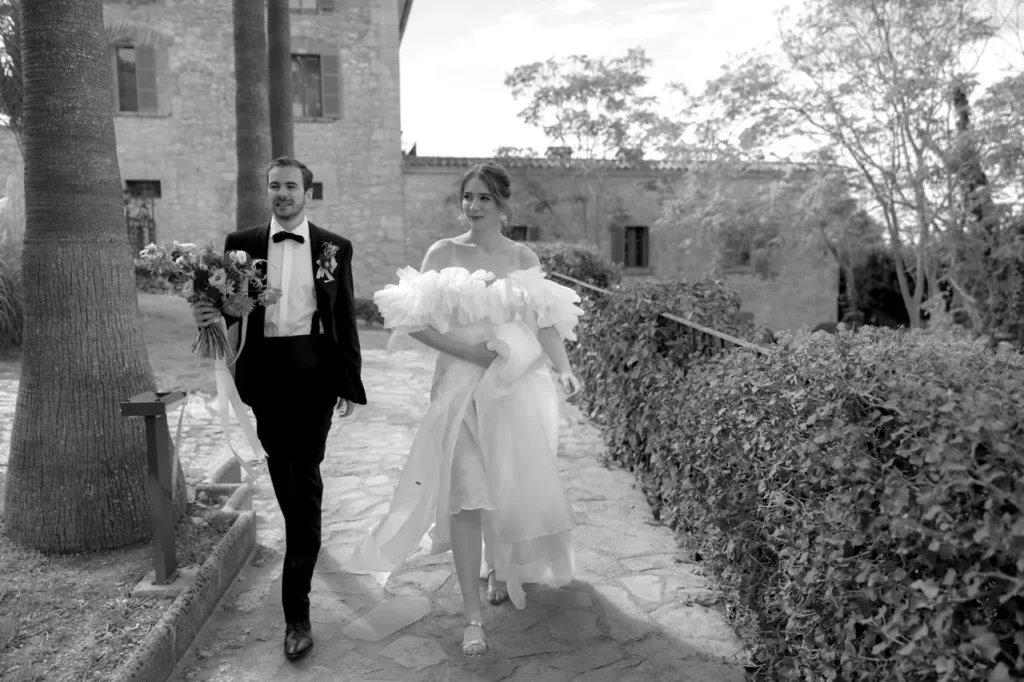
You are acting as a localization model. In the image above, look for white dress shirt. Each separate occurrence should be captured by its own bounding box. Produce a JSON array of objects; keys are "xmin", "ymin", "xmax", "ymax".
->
[{"xmin": 264, "ymin": 217, "xmax": 317, "ymax": 338}]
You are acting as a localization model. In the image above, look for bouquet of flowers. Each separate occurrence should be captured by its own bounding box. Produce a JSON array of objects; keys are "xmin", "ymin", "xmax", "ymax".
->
[{"xmin": 138, "ymin": 241, "xmax": 282, "ymax": 360}]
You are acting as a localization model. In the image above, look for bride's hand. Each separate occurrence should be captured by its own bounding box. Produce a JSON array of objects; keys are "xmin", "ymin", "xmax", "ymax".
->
[
  {"xmin": 558, "ymin": 371, "xmax": 584, "ymax": 403},
  {"xmin": 465, "ymin": 342, "xmax": 498, "ymax": 369}
]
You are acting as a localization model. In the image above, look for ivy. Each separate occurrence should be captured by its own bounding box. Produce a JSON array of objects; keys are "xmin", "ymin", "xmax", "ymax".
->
[
  {"xmin": 532, "ymin": 241, "xmax": 623, "ymax": 289},
  {"xmin": 566, "ymin": 274, "xmax": 1024, "ymax": 680}
]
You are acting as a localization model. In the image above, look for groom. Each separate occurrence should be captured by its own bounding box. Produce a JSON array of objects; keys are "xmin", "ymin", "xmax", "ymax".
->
[{"xmin": 191, "ymin": 156, "xmax": 367, "ymax": 661}]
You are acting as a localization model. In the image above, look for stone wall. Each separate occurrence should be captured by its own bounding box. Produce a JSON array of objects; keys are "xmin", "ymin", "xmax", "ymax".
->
[
  {"xmin": 401, "ymin": 156, "xmax": 838, "ymax": 332},
  {"xmin": 0, "ymin": 0, "xmax": 407, "ymax": 299}
]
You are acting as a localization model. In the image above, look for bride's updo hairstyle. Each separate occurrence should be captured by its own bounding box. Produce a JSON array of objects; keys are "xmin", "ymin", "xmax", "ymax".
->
[{"xmin": 459, "ymin": 160, "xmax": 514, "ymax": 235}]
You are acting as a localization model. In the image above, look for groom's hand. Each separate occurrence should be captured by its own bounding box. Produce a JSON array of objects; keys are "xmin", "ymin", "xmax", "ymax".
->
[
  {"xmin": 191, "ymin": 300, "xmax": 221, "ymax": 328},
  {"xmin": 337, "ymin": 398, "xmax": 355, "ymax": 419}
]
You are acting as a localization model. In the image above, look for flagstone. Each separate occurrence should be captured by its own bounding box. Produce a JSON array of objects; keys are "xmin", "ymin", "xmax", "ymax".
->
[
  {"xmin": 621, "ymin": 573, "xmax": 664, "ymax": 603},
  {"xmin": 379, "ymin": 635, "xmax": 448, "ymax": 670},
  {"xmin": 526, "ymin": 583, "xmax": 593, "ymax": 609},
  {"xmin": 619, "ymin": 553, "xmax": 683, "ymax": 572},
  {"xmin": 590, "ymin": 583, "xmax": 656, "ymax": 642},
  {"xmin": 341, "ymin": 595, "xmax": 432, "ymax": 642},
  {"xmin": 387, "ymin": 568, "xmax": 452, "ymax": 594}
]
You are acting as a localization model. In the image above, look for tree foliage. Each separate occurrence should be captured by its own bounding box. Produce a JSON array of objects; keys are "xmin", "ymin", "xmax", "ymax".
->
[
  {"xmin": 504, "ymin": 47, "xmax": 675, "ymax": 161},
  {"xmin": 681, "ymin": 0, "xmax": 1022, "ymax": 330},
  {"xmin": 502, "ymin": 48, "xmax": 680, "ymax": 250}
]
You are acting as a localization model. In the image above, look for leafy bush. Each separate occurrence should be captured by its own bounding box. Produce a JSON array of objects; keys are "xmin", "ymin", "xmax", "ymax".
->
[
  {"xmin": 134, "ymin": 260, "xmax": 174, "ymax": 294},
  {"xmin": 984, "ymin": 221, "xmax": 1024, "ymax": 347},
  {"xmin": 530, "ymin": 241, "xmax": 622, "ymax": 289},
  {"xmin": 354, "ymin": 297, "xmax": 384, "ymax": 326},
  {"xmin": 0, "ymin": 173, "xmax": 24, "ymax": 351},
  {"xmin": 844, "ymin": 247, "xmax": 911, "ymax": 328},
  {"xmin": 575, "ymin": 310, "xmax": 1024, "ymax": 680},
  {"xmin": 567, "ymin": 277, "xmax": 767, "ymax": 472}
]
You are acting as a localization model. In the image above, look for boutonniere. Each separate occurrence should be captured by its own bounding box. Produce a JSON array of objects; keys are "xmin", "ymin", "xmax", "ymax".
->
[{"xmin": 316, "ymin": 243, "xmax": 339, "ymax": 282}]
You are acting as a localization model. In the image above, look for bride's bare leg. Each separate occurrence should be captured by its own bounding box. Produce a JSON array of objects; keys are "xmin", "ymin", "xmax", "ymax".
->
[
  {"xmin": 451, "ymin": 509, "xmax": 487, "ymax": 655},
  {"xmin": 481, "ymin": 522, "xmax": 508, "ymax": 604}
]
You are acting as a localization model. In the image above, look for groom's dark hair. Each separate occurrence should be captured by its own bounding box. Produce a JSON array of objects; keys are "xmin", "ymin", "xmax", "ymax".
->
[{"xmin": 267, "ymin": 156, "xmax": 314, "ymax": 192}]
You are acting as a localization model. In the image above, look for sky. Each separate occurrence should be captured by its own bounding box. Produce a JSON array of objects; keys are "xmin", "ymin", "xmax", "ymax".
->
[{"xmin": 397, "ymin": 0, "xmax": 1024, "ymax": 159}]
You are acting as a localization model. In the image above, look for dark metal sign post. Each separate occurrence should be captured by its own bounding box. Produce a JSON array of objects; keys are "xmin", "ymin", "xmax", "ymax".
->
[{"xmin": 120, "ymin": 390, "xmax": 187, "ymax": 585}]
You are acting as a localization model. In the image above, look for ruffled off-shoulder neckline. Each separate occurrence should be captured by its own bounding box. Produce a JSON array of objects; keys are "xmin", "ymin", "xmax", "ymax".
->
[
  {"xmin": 395, "ymin": 264, "xmax": 546, "ymax": 283},
  {"xmin": 373, "ymin": 264, "xmax": 583, "ymax": 349}
]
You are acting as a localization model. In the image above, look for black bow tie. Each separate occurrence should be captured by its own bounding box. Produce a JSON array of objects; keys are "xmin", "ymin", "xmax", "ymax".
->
[{"xmin": 272, "ymin": 231, "xmax": 305, "ymax": 244}]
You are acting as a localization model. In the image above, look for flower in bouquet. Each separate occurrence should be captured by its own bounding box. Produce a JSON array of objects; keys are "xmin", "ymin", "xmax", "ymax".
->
[
  {"xmin": 208, "ymin": 267, "xmax": 228, "ymax": 289},
  {"xmin": 138, "ymin": 241, "xmax": 279, "ymax": 360},
  {"xmin": 257, "ymin": 287, "xmax": 283, "ymax": 307}
]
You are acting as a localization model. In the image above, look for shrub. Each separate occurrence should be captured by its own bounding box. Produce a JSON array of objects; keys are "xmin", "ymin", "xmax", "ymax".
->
[
  {"xmin": 0, "ymin": 173, "xmax": 24, "ymax": 351},
  {"xmin": 578, "ymin": 316, "xmax": 1024, "ymax": 680},
  {"xmin": 567, "ymin": 277, "xmax": 767, "ymax": 476},
  {"xmin": 135, "ymin": 260, "xmax": 175, "ymax": 294},
  {"xmin": 354, "ymin": 297, "xmax": 384, "ymax": 326},
  {"xmin": 530, "ymin": 241, "xmax": 622, "ymax": 289}
]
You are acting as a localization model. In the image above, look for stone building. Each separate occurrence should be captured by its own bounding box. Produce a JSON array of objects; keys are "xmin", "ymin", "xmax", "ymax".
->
[
  {"xmin": 403, "ymin": 154, "xmax": 839, "ymax": 332},
  {"xmin": 0, "ymin": 0, "xmax": 413, "ymax": 297},
  {"xmin": 0, "ymin": 0, "xmax": 838, "ymax": 331}
]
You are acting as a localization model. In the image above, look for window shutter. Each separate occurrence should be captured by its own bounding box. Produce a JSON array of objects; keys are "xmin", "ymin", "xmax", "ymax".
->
[
  {"xmin": 321, "ymin": 52, "xmax": 341, "ymax": 118},
  {"xmin": 527, "ymin": 226, "xmax": 541, "ymax": 242},
  {"xmin": 318, "ymin": 0, "xmax": 334, "ymax": 11},
  {"xmin": 639, "ymin": 227, "xmax": 650, "ymax": 268},
  {"xmin": 611, "ymin": 225, "xmax": 625, "ymax": 264},
  {"xmin": 135, "ymin": 45, "xmax": 158, "ymax": 113}
]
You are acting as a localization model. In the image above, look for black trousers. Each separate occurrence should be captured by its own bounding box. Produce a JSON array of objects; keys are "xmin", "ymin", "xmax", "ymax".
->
[{"xmin": 249, "ymin": 335, "xmax": 336, "ymax": 624}]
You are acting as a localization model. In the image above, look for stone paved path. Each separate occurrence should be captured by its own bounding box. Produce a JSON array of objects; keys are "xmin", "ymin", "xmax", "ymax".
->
[{"xmin": 0, "ymin": 350, "xmax": 748, "ymax": 681}]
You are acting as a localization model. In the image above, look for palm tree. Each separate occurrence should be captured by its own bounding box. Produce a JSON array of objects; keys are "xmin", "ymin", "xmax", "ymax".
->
[
  {"xmin": 233, "ymin": 0, "xmax": 271, "ymax": 229},
  {"xmin": 4, "ymin": 0, "xmax": 186, "ymax": 552},
  {"xmin": 267, "ymin": 0, "xmax": 293, "ymax": 158}
]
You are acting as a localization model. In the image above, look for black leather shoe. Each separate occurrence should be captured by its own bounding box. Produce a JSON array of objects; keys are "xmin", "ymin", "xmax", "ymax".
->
[{"xmin": 284, "ymin": 620, "xmax": 313, "ymax": 661}]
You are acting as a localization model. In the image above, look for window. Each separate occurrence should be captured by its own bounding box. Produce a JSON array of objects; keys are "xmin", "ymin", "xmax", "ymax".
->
[
  {"xmin": 124, "ymin": 180, "xmax": 162, "ymax": 198},
  {"xmin": 720, "ymin": 224, "xmax": 754, "ymax": 268},
  {"xmin": 290, "ymin": 0, "xmax": 334, "ymax": 14},
  {"xmin": 624, "ymin": 226, "xmax": 649, "ymax": 268},
  {"xmin": 124, "ymin": 180, "xmax": 159, "ymax": 253},
  {"xmin": 310, "ymin": 182, "xmax": 323, "ymax": 200},
  {"xmin": 292, "ymin": 55, "xmax": 321, "ymax": 118},
  {"xmin": 612, "ymin": 225, "xmax": 650, "ymax": 268},
  {"xmin": 291, "ymin": 52, "xmax": 342, "ymax": 118},
  {"xmin": 112, "ymin": 45, "xmax": 157, "ymax": 114}
]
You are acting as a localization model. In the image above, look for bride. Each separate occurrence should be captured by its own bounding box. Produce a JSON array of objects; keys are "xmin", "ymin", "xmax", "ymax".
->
[{"xmin": 351, "ymin": 160, "xmax": 585, "ymax": 657}]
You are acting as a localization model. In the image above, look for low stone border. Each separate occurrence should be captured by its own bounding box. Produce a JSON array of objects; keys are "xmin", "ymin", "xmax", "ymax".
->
[{"xmin": 109, "ymin": 464, "xmax": 256, "ymax": 682}]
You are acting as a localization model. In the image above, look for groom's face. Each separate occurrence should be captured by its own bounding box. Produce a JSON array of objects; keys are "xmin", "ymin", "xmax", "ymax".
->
[{"xmin": 267, "ymin": 166, "xmax": 309, "ymax": 221}]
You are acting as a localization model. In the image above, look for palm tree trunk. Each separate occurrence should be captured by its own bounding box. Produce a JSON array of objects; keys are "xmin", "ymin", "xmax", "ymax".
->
[
  {"xmin": 267, "ymin": 0, "xmax": 293, "ymax": 158},
  {"xmin": 5, "ymin": 0, "xmax": 186, "ymax": 552},
  {"xmin": 233, "ymin": 0, "xmax": 271, "ymax": 228}
]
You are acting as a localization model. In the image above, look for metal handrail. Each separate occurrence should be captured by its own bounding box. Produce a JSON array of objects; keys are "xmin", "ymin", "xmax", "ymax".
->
[{"xmin": 550, "ymin": 271, "xmax": 771, "ymax": 356}]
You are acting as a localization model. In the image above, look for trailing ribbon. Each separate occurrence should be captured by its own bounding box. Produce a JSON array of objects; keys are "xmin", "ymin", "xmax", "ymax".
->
[
  {"xmin": 213, "ymin": 315, "xmax": 262, "ymax": 480},
  {"xmin": 167, "ymin": 392, "xmax": 188, "ymax": 502}
]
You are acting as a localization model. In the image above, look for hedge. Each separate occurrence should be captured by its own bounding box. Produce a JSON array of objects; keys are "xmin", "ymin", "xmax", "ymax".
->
[
  {"xmin": 568, "ymin": 284, "xmax": 1024, "ymax": 681},
  {"xmin": 532, "ymin": 241, "xmax": 622, "ymax": 289}
]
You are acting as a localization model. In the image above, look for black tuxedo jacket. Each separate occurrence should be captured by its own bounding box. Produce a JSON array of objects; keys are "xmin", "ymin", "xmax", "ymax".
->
[{"xmin": 221, "ymin": 221, "xmax": 367, "ymax": 407}]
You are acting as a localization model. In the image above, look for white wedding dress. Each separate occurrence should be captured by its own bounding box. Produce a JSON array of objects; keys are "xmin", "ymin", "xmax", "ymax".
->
[{"xmin": 351, "ymin": 265, "xmax": 584, "ymax": 608}]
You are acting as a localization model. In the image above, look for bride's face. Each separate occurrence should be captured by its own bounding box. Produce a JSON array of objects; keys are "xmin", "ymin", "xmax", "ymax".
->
[{"xmin": 461, "ymin": 177, "xmax": 502, "ymax": 229}]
